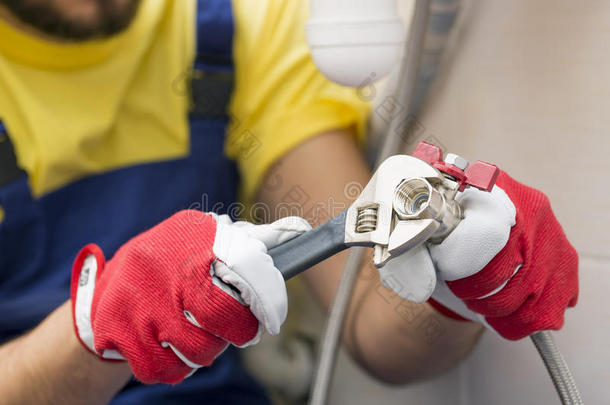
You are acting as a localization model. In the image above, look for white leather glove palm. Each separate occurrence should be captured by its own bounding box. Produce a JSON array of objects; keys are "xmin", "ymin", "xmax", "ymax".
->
[
  {"xmin": 377, "ymin": 186, "xmax": 516, "ymax": 319},
  {"xmin": 212, "ymin": 214, "xmax": 312, "ymax": 336}
]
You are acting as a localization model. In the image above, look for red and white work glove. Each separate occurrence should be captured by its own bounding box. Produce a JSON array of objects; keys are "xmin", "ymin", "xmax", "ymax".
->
[
  {"xmin": 70, "ymin": 211, "xmax": 310, "ymax": 384},
  {"xmin": 378, "ymin": 171, "xmax": 579, "ymax": 340}
]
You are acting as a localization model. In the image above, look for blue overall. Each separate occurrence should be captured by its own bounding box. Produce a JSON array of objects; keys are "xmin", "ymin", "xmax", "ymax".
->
[{"xmin": 0, "ymin": 1, "xmax": 270, "ymax": 403}]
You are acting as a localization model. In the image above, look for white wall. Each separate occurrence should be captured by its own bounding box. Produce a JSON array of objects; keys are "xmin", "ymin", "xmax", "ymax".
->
[{"xmin": 329, "ymin": 0, "xmax": 610, "ymax": 403}]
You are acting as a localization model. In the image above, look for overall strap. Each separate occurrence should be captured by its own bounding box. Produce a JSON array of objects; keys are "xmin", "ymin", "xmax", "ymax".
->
[
  {"xmin": 190, "ymin": 0, "xmax": 235, "ymax": 119},
  {"xmin": 0, "ymin": 122, "xmax": 25, "ymax": 187}
]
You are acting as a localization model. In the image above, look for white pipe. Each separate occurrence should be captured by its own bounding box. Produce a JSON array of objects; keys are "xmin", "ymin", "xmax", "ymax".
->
[{"xmin": 306, "ymin": 0, "xmax": 406, "ymax": 87}]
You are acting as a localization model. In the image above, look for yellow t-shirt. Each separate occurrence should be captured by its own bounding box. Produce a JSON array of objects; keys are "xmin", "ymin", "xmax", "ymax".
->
[{"xmin": 0, "ymin": 0, "xmax": 369, "ymax": 203}]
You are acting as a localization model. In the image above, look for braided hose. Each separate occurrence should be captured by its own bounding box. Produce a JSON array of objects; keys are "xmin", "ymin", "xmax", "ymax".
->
[
  {"xmin": 308, "ymin": 248, "xmax": 366, "ymax": 405},
  {"xmin": 531, "ymin": 331, "xmax": 584, "ymax": 405},
  {"xmin": 308, "ymin": 2, "xmax": 432, "ymax": 405}
]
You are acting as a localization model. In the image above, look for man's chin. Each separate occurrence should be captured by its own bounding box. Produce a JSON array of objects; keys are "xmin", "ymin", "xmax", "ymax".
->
[{"xmin": 0, "ymin": 0, "xmax": 141, "ymax": 41}]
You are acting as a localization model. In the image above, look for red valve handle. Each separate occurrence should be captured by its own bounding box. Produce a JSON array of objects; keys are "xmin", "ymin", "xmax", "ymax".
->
[
  {"xmin": 464, "ymin": 161, "xmax": 500, "ymax": 192},
  {"xmin": 412, "ymin": 142, "xmax": 499, "ymax": 192}
]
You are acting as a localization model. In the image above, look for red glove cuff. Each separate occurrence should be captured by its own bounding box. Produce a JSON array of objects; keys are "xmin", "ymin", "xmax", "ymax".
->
[
  {"xmin": 427, "ymin": 298, "xmax": 471, "ymax": 322},
  {"xmin": 70, "ymin": 243, "xmax": 120, "ymax": 360}
]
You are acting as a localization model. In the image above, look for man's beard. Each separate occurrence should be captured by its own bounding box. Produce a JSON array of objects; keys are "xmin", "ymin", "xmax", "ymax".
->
[{"xmin": 0, "ymin": 0, "xmax": 141, "ymax": 41}]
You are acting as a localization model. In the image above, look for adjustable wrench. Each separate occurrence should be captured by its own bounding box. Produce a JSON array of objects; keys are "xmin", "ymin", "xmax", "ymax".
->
[{"xmin": 268, "ymin": 142, "xmax": 501, "ymax": 280}]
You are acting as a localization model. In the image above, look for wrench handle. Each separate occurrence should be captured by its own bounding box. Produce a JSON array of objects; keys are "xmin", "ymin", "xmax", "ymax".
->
[{"xmin": 269, "ymin": 210, "xmax": 349, "ymax": 280}]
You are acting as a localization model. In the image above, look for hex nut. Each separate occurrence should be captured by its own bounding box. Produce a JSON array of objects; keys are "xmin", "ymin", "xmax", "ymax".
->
[{"xmin": 444, "ymin": 153, "xmax": 469, "ymax": 170}]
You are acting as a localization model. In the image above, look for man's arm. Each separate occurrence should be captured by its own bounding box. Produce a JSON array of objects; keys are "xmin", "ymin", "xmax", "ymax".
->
[
  {"xmin": 0, "ymin": 210, "xmax": 308, "ymax": 404},
  {"xmin": 0, "ymin": 301, "xmax": 132, "ymax": 405},
  {"xmin": 257, "ymin": 129, "xmax": 484, "ymax": 384}
]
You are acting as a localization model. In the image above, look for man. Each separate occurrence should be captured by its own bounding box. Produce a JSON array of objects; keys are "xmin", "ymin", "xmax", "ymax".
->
[{"xmin": 0, "ymin": 1, "xmax": 577, "ymax": 404}]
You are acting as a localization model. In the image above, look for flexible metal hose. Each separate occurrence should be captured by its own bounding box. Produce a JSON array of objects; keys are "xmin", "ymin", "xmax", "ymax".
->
[
  {"xmin": 308, "ymin": 2, "xmax": 432, "ymax": 404},
  {"xmin": 531, "ymin": 331, "xmax": 584, "ymax": 405},
  {"xmin": 308, "ymin": 247, "xmax": 366, "ymax": 405}
]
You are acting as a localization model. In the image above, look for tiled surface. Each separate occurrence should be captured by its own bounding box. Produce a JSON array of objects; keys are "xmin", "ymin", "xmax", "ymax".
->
[{"xmin": 327, "ymin": 0, "xmax": 610, "ymax": 403}]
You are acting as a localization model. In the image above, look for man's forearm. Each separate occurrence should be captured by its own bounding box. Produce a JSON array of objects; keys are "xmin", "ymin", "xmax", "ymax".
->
[
  {"xmin": 0, "ymin": 301, "xmax": 132, "ymax": 405},
  {"xmin": 257, "ymin": 130, "xmax": 483, "ymax": 384},
  {"xmin": 341, "ymin": 255, "xmax": 483, "ymax": 383}
]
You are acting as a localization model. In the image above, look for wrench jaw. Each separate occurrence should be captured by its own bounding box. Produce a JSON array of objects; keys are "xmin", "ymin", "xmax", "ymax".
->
[
  {"xmin": 344, "ymin": 154, "xmax": 453, "ymax": 267},
  {"xmin": 344, "ymin": 142, "xmax": 500, "ymax": 268},
  {"xmin": 379, "ymin": 218, "xmax": 440, "ymax": 266}
]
